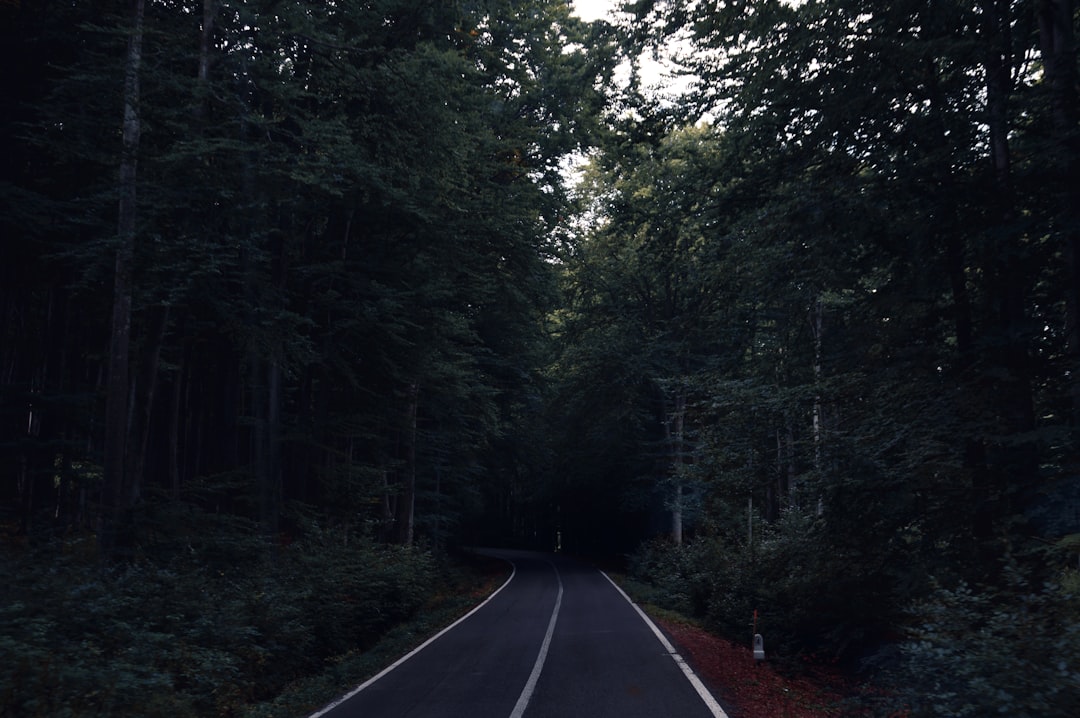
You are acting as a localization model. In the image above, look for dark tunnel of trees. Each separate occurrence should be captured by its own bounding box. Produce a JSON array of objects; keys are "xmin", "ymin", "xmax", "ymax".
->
[{"xmin": 2, "ymin": 1, "xmax": 1079, "ymax": 715}]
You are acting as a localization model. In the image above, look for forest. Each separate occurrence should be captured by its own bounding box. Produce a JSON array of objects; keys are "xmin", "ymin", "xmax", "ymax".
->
[{"xmin": 1, "ymin": 0, "xmax": 1078, "ymax": 716}]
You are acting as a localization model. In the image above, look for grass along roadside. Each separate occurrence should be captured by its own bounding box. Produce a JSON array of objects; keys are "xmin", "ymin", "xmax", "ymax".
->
[{"xmin": 244, "ymin": 553, "xmax": 512, "ymax": 718}]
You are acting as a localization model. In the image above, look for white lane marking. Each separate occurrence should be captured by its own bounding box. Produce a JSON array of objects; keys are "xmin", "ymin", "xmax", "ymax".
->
[
  {"xmin": 509, "ymin": 560, "xmax": 564, "ymax": 718},
  {"xmin": 308, "ymin": 563, "xmax": 518, "ymax": 718},
  {"xmin": 601, "ymin": 571, "xmax": 730, "ymax": 718}
]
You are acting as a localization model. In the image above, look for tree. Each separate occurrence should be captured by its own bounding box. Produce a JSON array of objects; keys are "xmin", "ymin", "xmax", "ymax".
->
[
  {"xmin": 1, "ymin": 0, "xmax": 618, "ymax": 554},
  {"xmin": 559, "ymin": 0, "xmax": 1080, "ymax": 676},
  {"xmin": 648, "ymin": 0, "xmax": 1073, "ymax": 562},
  {"xmin": 1034, "ymin": 0, "xmax": 1080, "ymax": 443},
  {"xmin": 555, "ymin": 125, "xmax": 740, "ymax": 546}
]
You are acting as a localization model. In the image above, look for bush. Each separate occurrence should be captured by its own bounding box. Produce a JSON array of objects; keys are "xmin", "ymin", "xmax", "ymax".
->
[
  {"xmin": 884, "ymin": 567, "xmax": 1080, "ymax": 717},
  {"xmin": 0, "ymin": 554, "xmax": 207, "ymax": 717},
  {"xmin": 628, "ymin": 506, "xmax": 904, "ymax": 668},
  {"xmin": 629, "ymin": 537, "xmax": 718, "ymax": 618},
  {"xmin": 0, "ymin": 512, "xmax": 440, "ymax": 717}
]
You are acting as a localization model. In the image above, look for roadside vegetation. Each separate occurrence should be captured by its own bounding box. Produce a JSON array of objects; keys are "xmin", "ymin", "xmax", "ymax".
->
[
  {"xmin": 548, "ymin": 2, "xmax": 1080, "ymax": 715},
  {"xmin": 623, "ymin": 538, "xmax": 1080, "ymax": 716},
  {"xmin": 4, "ymin": 1, "xmax": 1080, "ymax": 715},
  {"xmin": 0, "ymin": 511, "xmax": 508, "ymax": 718}
]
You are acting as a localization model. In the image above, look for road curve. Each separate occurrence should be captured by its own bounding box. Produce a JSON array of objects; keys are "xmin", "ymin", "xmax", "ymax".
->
[{"xmin": 310, "ymin": 550, "xmax": 728, "ymax": 718}]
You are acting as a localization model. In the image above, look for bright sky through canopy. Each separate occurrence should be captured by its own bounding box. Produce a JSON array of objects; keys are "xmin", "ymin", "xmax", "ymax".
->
[
  {"xmin": 568, "ymin": 0, "xmax": 702, "ymax": 120},
  {"xmin": 570, "ymin": 0, "xmax": 616, "ymax": 22}
]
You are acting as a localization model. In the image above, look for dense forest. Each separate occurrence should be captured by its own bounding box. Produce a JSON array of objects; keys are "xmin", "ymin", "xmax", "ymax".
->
[{"xmin": 2, "ymin": 0, "xmax": 1078, "ymax": 716}]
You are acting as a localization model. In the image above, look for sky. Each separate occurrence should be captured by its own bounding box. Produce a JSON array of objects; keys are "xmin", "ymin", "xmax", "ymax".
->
[
  {"xmin": 567, "ymin": 0, "xmax": 700, "ymax": 113},
  {"xmin": 569, "ymin": 0, "xmax": 617, "ymax": 23}
]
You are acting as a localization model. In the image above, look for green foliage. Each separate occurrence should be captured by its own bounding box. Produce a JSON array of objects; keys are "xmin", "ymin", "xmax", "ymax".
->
[
  {"xmin": 6, "ymin": 0, "xmax": 1080, "ymax": 711},
  {"xmin": 0, "ymin": 0, "xmax": 614, "ymax": 551},
  {"xmin": 0, "ymin": 514, "xmax": 442, "ymax": 718},
  {"xmin": 628, "ymin": 506, "xmax": 909, "ymax": 666},
  {"xmin": 1, "ymin": 2, "xmax": 614, "ymax": 710},
  {"xmin": 883, "ymin": 571, "xmax": 1080, "ymax": 717},
  {"xmin": 560, "ymin": 2, "xmax": 1080, "ymax": 709},
  {"xmin": 629, "ymin": 538, "xmax": 719, "ymax": 618}
]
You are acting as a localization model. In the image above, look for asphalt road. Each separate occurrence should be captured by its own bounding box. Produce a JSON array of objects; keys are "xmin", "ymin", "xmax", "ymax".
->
[{"xmin": 311, "ymin": 550, "xmax": 728, "ymax": 718}]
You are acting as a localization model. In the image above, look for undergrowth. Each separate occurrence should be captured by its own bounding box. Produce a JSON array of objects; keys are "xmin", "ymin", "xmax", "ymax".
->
[
  {"xmin": 625, "ymin": 536, "xmax": 1080, "ymax": 717},
  {"xmin": 0, "ymin": 508, "xmax": 505, "ymax": 718}
]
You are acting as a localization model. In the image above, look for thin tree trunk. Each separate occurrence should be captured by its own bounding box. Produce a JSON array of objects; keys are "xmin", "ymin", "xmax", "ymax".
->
[
  {"xmin": 382, "ymin": 468, "xmax": 396, "ymax": 538},
  {"xmin": 102, "ymin": 0, "xmax": 145, "ymax": 558},
  {"xmin": 785, "ymin": 420, "xmax": 796, "ymax": 503},
  {"xmin": 168, "ymin": 350, "xmax": 183, "ymax": 499},
  {"xmin": 126, "ymin": 304, "xmax": 169, "ymax": 506},
  {"xmin": 983, "ymin": 0, "xmax": 1014, "ymax": 200},
  {"xmin": 767, "ymin": 430, "xmax": 779, "ymax": 522},
  {"xmin": 770, "ymin": 421, "xmax": 796, "ymax": 520},
  {"xmin": 198, "ymin": 0, "xmax": 215, "ymax": 86},
  {"xmin": 266, "ymin": 354, "xmax": 282, "ymax": 537},
  {"xmin": 394, "ymin": 382, "xmax": 420, "ymax": 545},
  {"xmin": 189, "ymin": 0, "xmax": 216, "ymax": 125},
  {"xmin": 982, "ymin": 0, "xmax": 1038, "ymax": 545},
  {"xmin": 811, "ymin": 297, "xmax": 823, "ymax": 467},
  {"xmin": 1036, "ymin": 0, "xmax": 1080, "ymax": 439},
  {"xmin": 925, "ymin": 45, "xmax": 993, "ymax": 546},
  {"xmin": 810, "ymin": 297, "xmax": 826, "ymax": 516},
  {"xmin": 251, "ymin": 348, "xmax": 282, "ymax": 541},
  {"xmin": 663, "ymin": 388, "xmax": 687, "ymax": 545}
]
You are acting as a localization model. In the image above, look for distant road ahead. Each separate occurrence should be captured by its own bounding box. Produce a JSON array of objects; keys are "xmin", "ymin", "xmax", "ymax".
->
[{"xmin": 312, "ymin": 550, "xmax": 728, "ymax": 718}]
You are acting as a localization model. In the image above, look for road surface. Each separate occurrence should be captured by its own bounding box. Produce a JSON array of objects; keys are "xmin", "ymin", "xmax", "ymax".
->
[{"xmin": 311, "ymin": 550, "xmax": 728, "ymax": 718}]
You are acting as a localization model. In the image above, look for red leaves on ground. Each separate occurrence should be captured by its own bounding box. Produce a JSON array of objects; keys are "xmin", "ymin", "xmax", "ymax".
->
[{"xmin": 656, "ymin": 617, "xmax": 849, "ymax": 718}]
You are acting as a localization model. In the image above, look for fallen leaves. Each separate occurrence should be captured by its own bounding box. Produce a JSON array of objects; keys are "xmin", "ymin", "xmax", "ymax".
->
[{"xmin": 656, "ymin": 616, "xmax": 849, "ymax": 718}]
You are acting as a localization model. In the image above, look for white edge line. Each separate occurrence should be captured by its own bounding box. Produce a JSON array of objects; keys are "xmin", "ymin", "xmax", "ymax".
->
[
  {"xmin": 308, "ymin": 562, "xmax": 518, "ymax": 718},
  {"xmin": 509, "ymin": 561, "xmax": 563, "ymax": 718},
  {"xmin": 601, "ymin": 571, "xmax": 730, "ymax": 718}
]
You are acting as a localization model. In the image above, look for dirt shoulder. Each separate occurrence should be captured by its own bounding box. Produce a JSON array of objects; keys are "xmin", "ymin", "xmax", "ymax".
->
[{"xmin": 652, "ymin": 614, "xmax": 856, "ymax": 718}]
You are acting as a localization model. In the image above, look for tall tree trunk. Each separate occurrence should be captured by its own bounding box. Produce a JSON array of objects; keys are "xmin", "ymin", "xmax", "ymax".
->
[
  {"xmin": 198, "ymin": 0, "xmax": 215, "ymax": 86},
  {"xmin": 194, "ymin": 0, "xmax": 216, "ymax": 124},
  {"xmin": 1036, "ymin": 0, "xmax": 1080, "ymax": 441},
  {"xmin": 101, "ymin": 0, "xmax": 144, "ymax": 558},
  {"xmin": 663, "ymin": 387, "xmax": 687, "ymax": 545},
  {"xmin": 810, "ymin": 297, "xmax": 824, "ymax": 468},
  {"xmin": 255, "ymin": 352, "xmax": 282, "ymax": 540},
  {"xmin": 770, "ymin": 419, "xmax": 796, "ymax": 520},
  {"xmin": 982, "ymin": 0, "xmax": 1038, "ymax": 548},
  {"xmin": 125, "ymin": 304, "xmax": 169, "ymax": 506},
  {"xmin": 168, "ymin": 348, "xmax": 184, "ymax": 498},
  {"xmin": 924, "ymin": 45, "xmax": 993, "ymax": 546},
  {"xmin": 810, "ymin": 296, "xmax": 827, "ymax": 516},
  {"xmin": 768, "ymin": 429, "xmax": 780, "ymax": 522},
  {"xmin": 382, "ymin": 468, "xmax": 396, "ymax": 538},
  {"xmin": 983, "ymin": 0, "xmax": 1014, "ymax": 202},
  {"xmin": 394, "ymin": 382, "xmax": 420, "ymax": 545},
  {"xmin": 159, "ymin": 0, "xmax": 215, "ymax": 502}
]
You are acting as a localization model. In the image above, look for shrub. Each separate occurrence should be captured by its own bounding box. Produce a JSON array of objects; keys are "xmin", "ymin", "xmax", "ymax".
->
[
  {"xmin": 885, "ymin": 567, "xmax": 1080, "ymax": 717},
  {"xmin": 0, "ymin": 512, "xmax": 440, "ymax": 718},
  {"xmin": 628, "ymin": 506, "xmax": 908, "ymax": 668},
  {"xmin": 629, "ymin": 537, "xmax": 718, "ymax": 618}
]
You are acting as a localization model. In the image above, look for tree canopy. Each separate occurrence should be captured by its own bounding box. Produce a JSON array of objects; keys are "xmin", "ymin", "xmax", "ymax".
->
[
  {"xmin": 550, "ymin": 0, "xmax": 1079, "ymax": 712},
  {"xmin": 1, "ymin": 0, "xmax": 613, "ymax": 551},
  {"xmin": 2, "ymin": 0, "xmax": 1078, "ymax": 715}
]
